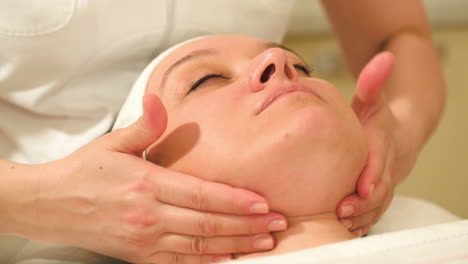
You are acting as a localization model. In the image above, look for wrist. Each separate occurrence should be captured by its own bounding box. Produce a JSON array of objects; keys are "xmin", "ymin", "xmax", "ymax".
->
[
  {"xmin": 389, "ymin": 109, "xmax": 426, "ymax": 184},
  {"xmin": 0, "ymin": 160, "xmax": 41, "ymax": 236}
]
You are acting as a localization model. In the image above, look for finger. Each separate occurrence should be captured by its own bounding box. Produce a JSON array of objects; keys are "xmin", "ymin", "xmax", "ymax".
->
[
  {"xmin": 158, "ymin": 233, "xmax": 274, "ymax": 254},
  {"xmin": 338, "ymin": 179, "xmax": 388, "ymax": 218},
  {"xmin": 351, "ymin": 222, "xmax": 374, "ymax": 237},
  {"xmin": 351, "ymin": 227, "xmax": 365, "ymax": 237},
  {"xmin": 356, "ymin": 139, "xmax": 388, "ymax": 198},
  {"xmin": 162, "ymin": 205, "xmax": 287, "ymax": 236},
  {"xmin": 337, "ymin": 193, "xmax": 359, "ymax": 218},
  {"xmin": 148, "ymin": 252, "xmax": 232, "ymax": 264},
  {"xmin": 340, "ymin": 207, "xmax": 380, "ymax": 231},
  {"xmin": 354, "ymin": 51, "xmax": 395, "ymax": 106},
  {"xmin": 340, "ymin": 166, "xmax": 396, "ymax": 218},
  {"xmin": 353, "ymin": 190, "xmax": 395, "ymax": 237},
  {"xmin": 155, "ymin": 169, "xmax": 271, "ymax": 215},
  {"xmin": 105, "ymin": 94, "xmax": 168, "ymax": 155},
  {"xmin": 356, "ymin": 117, "xmax": 391, "ymax": 198}
]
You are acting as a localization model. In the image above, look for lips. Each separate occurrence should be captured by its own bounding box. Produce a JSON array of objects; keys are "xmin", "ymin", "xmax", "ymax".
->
[{"xmin": 255, "ymin": 83, "xmax": 322, "ymax": 115}]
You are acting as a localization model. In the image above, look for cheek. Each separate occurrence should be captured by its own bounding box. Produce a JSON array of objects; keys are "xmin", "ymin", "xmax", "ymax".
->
[
  {"xmin": 145, "ymin": 118, "xmax": 202, "ymax": 169},
  {"xmin": 147, "ymin": 91, "xmax": 250, "ymax": 182}
]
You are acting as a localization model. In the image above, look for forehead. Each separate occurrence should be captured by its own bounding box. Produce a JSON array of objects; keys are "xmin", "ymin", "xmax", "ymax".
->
[
  {"xmin": 163, "ymin": 35, "xmax": 267, "ymax": 69},
  {"xmin": 148, "ymin": 35, "xmax": 274, "ymax": 89}
]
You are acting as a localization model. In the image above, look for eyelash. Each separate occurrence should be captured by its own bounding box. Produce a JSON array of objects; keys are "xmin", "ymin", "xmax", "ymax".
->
[
  {"xmin": 187, "ymin": 73, "xmax": 228, "ymax": 94},
  {"xmin": 294, "ymin": 64, "xmax": 312, "ymax": 76},
  {"xmin": 187, "ymin": 63, "xmax": 311, "ymax": 95}
]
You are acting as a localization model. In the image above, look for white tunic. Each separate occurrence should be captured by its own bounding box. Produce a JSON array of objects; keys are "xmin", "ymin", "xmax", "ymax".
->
[{"xmin": 0, "ymin": 0, "xmax": 295, "ymax": 164}]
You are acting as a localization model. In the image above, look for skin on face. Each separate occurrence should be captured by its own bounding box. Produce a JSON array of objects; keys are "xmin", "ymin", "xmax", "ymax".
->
[{"xmin": 145, "ymin": 35, "xmax": 368, "ymax": 217}]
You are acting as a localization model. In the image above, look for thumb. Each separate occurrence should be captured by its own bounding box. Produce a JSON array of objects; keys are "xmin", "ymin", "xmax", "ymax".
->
[
  {"xmin": 352, "ymin": 51, "xmax": 395, "ymax": 113},
  {"xmin": 109, "ymin": 94, "xmax": 168, "ymax": 156}
]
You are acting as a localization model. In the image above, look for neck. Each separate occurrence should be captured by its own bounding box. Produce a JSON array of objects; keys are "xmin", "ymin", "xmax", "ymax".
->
[{"xmin": 235, "ymin": 212, "xmax": 356, "ymax": 260}]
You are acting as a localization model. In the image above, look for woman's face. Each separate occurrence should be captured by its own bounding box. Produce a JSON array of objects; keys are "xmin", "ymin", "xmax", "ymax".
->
[{"xmin": 146, "ymin": 35, "xmax": 367, "ymax": 216}]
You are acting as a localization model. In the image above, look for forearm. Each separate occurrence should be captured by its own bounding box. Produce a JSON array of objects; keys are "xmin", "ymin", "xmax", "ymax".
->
[
  {"xmin": 0, "ymin": 160, "xmax": 41, "ymax": 236},
  {"xmin": 321, "ymin": 0, "xmax": 445, "ymax": 183},
  {"xmin": 383, "ymin": 32, "xmax": 446, "ymax": 183}
]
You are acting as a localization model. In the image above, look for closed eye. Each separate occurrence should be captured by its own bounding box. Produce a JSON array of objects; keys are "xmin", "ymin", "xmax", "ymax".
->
[
  {"xmin": 294, "ymin": 63, "xmax": 312, "ymax": 76},
  {"xmin": 187, "ymin": 73, "xmax": 229, "ymax": 95},
  {"xmin": 186, "ymin": 63, "xmax": 310, "ymax": 95}
]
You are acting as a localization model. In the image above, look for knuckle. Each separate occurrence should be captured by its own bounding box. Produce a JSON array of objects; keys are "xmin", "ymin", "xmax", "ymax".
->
[
  {"xmin": 122, "ymin": 214, "xmax": 161, "ymax": 254},
  {"xmin": 189, "ymin": 184, "xmax": 208, "ymax": 211},
  {"xmin": 229, "ymin": 190, "xmax": 241, "ymax": 212},
  {"xmin": 124, "ymin": 209, "xmax": 161, "ymax": 230},
  {"xmin": 170, "ymin": 253, "xmax": 183, "ymax": 264},
  {"xmin": 233, "ymin": 237, "xmax": 244, "ymax": 252},
  {"xmin": 145, "ymin": 167, "xmax": 163, "ymax": 199},
  {"xmin": 131, "ymin": 169, "xmax": 158, "ymax": 195},
  {"xmin": 125, "ymin": 233, "xmax": 151, "ymax": 252},
  {"xmin": 247, "ymin": 218, "xmax": 256, "ymax": 234},
  {"xmin": 123, "ymin": 169, "xmax": 162, "ymax": 206},
  {"xmin": 191, "ymin": 236, "xmax": 208, "ymax": 254},
  {"xmin": 198, "ymin": 213, "xmax": 217, "ymax": 236}
]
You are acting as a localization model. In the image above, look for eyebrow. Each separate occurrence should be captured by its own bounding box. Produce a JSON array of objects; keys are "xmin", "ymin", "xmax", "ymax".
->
[
  {"xmin": 159, "ymin": 42, "xmax": 306, "ymax": 91},
  {"xmin": 160, "ymin": 48, "xmax": 217, "ymax": 90}
]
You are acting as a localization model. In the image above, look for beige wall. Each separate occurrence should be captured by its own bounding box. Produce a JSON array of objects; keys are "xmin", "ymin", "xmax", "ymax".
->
[{"xmin": 284, "ymin": 27, "xmax": 468, "ymax": 218}]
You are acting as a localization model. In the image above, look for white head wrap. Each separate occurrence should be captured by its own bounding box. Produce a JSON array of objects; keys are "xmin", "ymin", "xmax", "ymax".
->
[{"xmin": 112, "ymin": 36, "xmax": 208, "ymax": 130}]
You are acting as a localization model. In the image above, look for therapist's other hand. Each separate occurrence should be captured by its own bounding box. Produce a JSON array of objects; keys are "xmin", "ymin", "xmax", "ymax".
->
[
  {"xmin": 34, "ymin": 94, "xmax": 285, "ymax": 263},
  {"xmin": 337, "ymin": 52, "xmax": 397, "ymax": 236}
]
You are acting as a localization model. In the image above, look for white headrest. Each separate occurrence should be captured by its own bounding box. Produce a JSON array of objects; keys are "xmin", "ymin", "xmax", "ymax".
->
[{"xmin": 112, "ymin": 36, "xmax": 208, "ymax": 130}]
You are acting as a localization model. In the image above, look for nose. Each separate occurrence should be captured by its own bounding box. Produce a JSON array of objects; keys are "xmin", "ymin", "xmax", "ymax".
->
[{"xmin": 249, "ymin": 48, "xmax": 299, "ymax": 93}]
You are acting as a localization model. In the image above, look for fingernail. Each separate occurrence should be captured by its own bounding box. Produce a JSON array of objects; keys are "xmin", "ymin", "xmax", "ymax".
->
[
  {"xmin": 369, "ymin": 184, "xmax": 375, "ymax": 195},
  {"xmin": 253, "ymin": 234, "xmax": 274, "ymax": 250},
  {"xmin": 249, "ymin": 203, "xmax": 269, "ymax": 214},
  {"xmin": 268, "ymin": 219, "xmax": 287, "ymax": 231},
  {"xmin": 354, "ymin": 229, "xmax": 364, "ymax": 237},
  {"xmin": 340, "ymin": 205, "xmax": 354, "ymax": 217},
  {"xmin": 340, "ymin": 219, "xmax": 353, "ymax": 229},
  {"xmin": 213, "ymin": 254, "xmax": 233, "ymax": 263}
]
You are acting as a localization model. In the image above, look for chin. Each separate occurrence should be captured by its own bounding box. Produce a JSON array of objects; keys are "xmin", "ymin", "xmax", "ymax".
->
[
  {"xmin": 240, "ymin": 104, "xmax": 367, "ymax": 215},
  {"xmin": 272, "ymin": 104, "xmax": 344, "ymax": 144}
]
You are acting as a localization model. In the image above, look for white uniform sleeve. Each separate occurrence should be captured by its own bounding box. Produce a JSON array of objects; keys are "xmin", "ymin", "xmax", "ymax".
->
[{"xmin": 0, "ymin": 0, "xmax": 295, "ymax": 164}]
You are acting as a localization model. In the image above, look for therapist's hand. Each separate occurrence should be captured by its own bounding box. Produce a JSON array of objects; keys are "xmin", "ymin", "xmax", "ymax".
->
[
  {"xmin": 31, "ymin": 94, "xmax": 285, "ymax": 264},
  {"xmin": 337, "ymin": 52, "xmax": 398, "ymax": 236}
]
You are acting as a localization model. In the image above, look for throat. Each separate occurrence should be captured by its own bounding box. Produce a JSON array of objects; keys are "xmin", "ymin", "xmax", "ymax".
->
[{"xmin": 235, "ymin": 212, "xmax": 357, "ymax": 260}]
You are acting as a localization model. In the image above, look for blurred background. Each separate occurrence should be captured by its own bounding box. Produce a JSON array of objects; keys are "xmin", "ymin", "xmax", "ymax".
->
[{"xmin": 283, "ymin": 0, "xmax": 468, "ymax": 218}]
